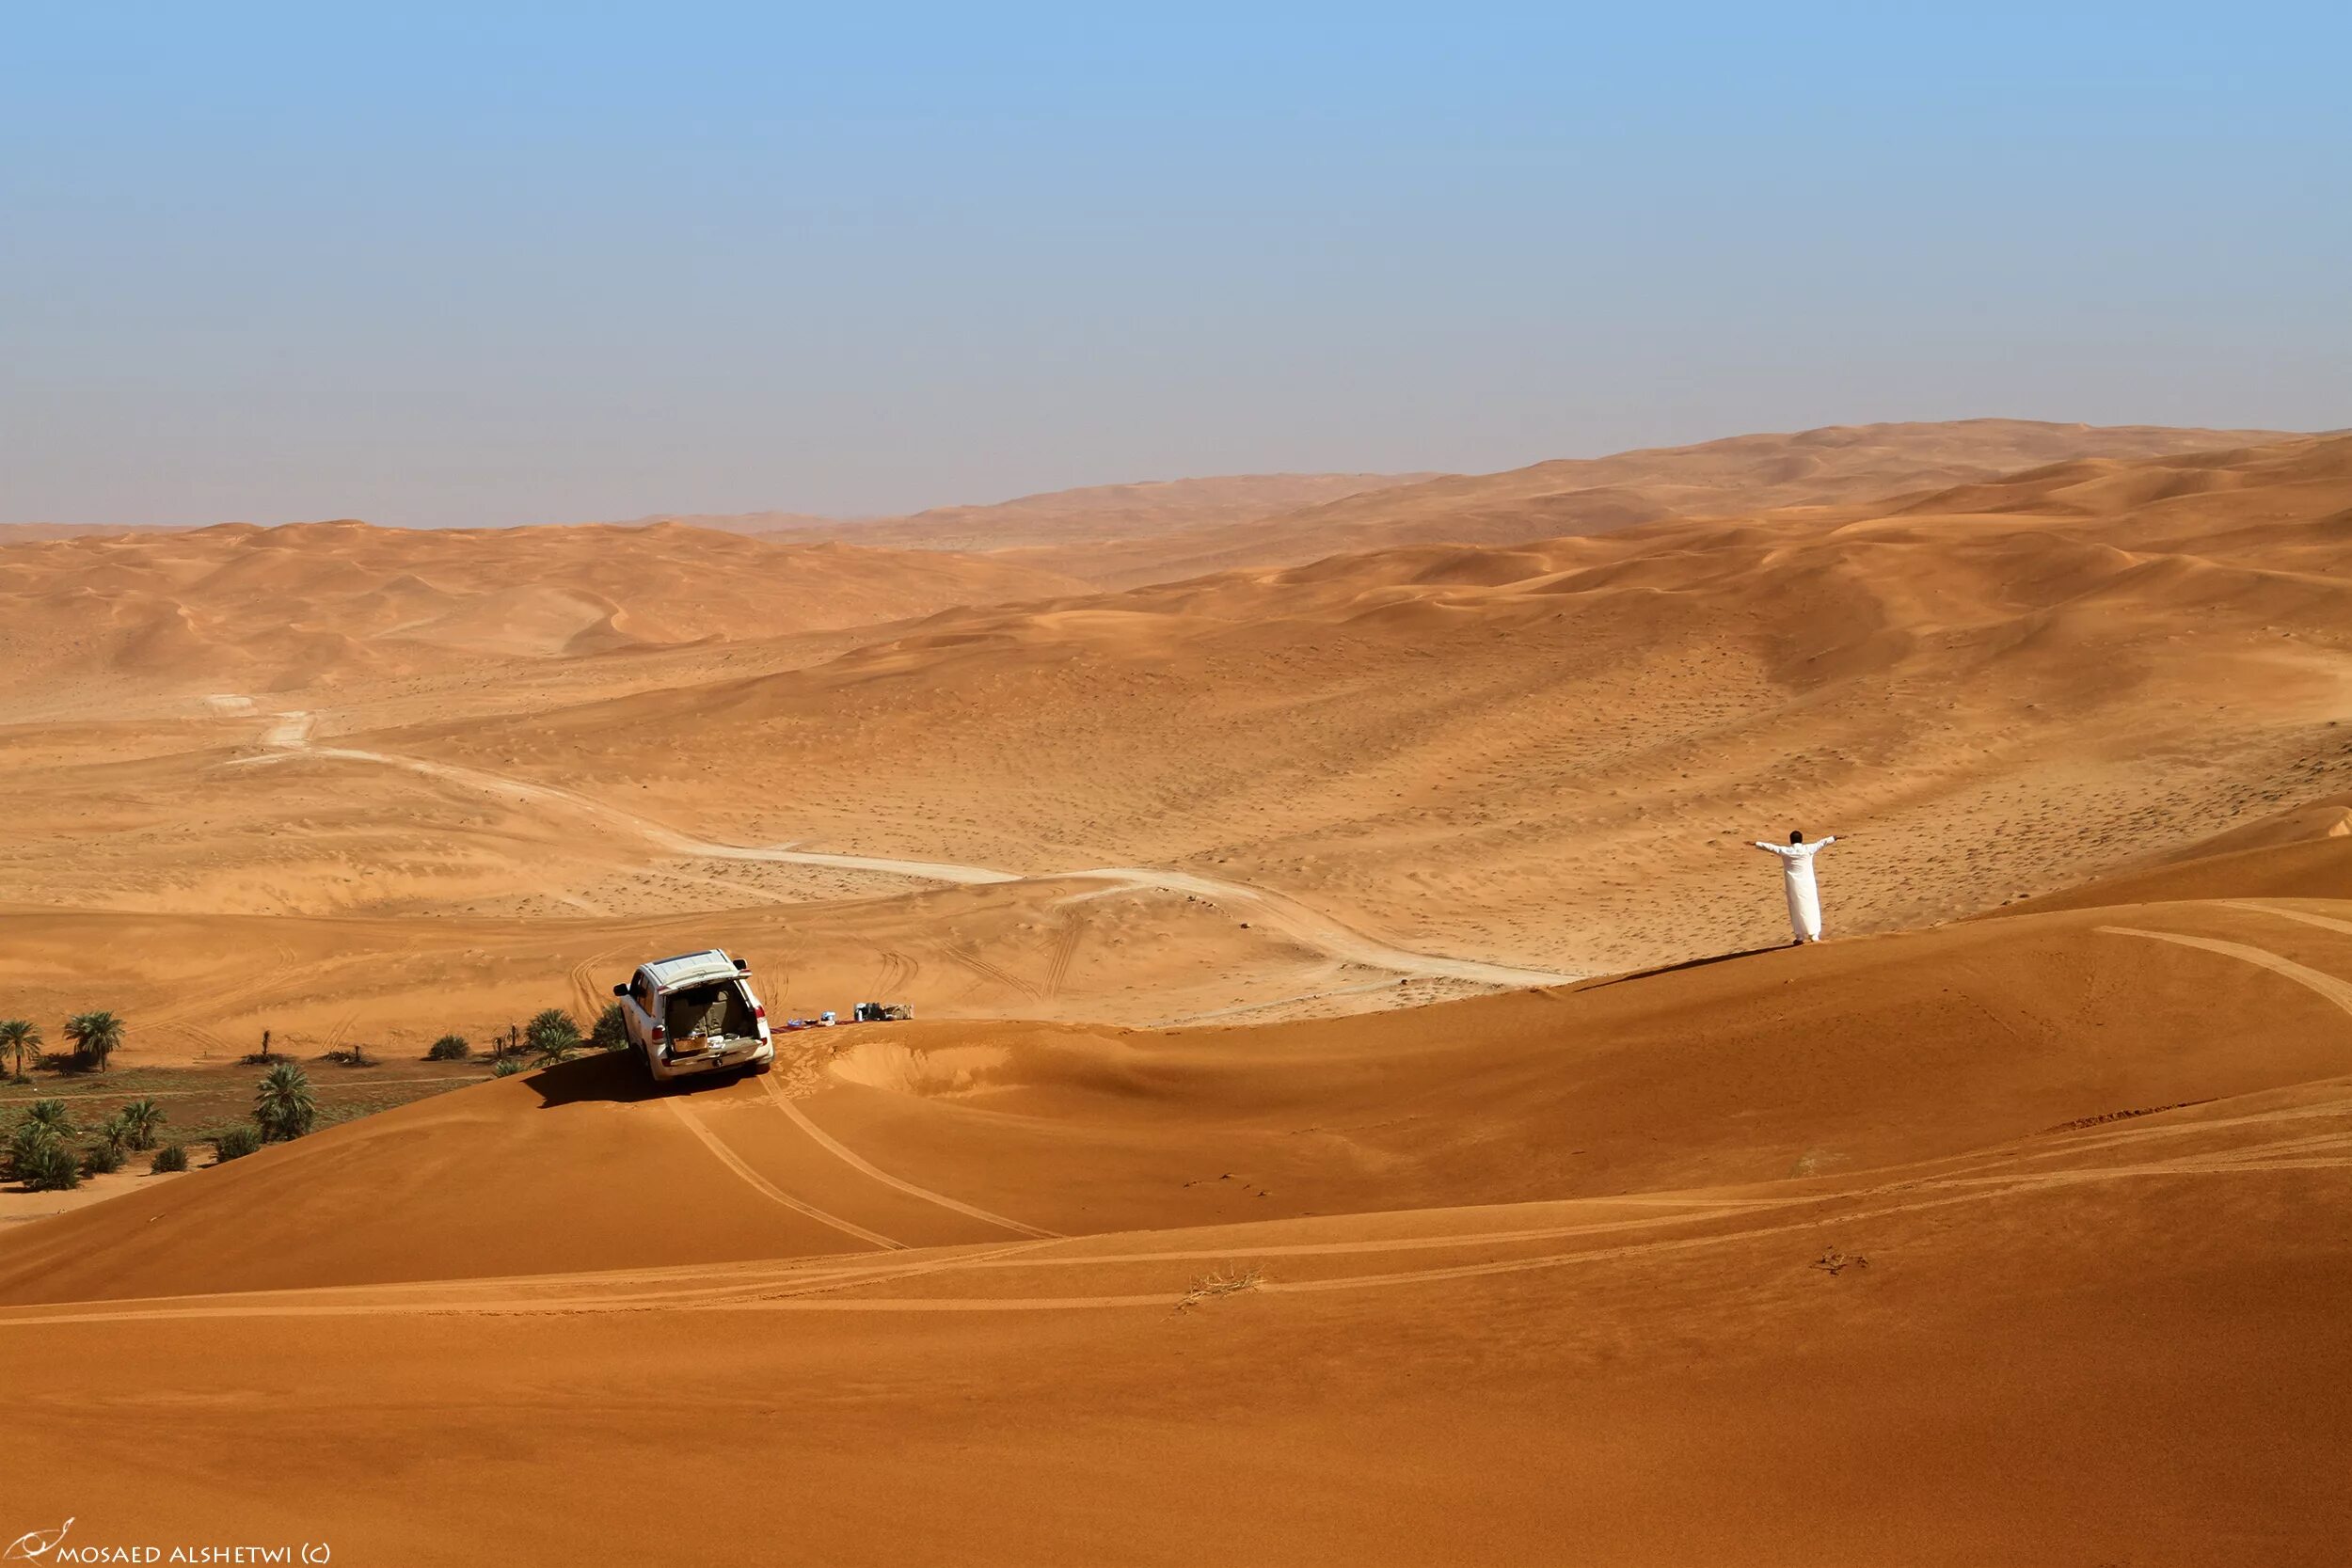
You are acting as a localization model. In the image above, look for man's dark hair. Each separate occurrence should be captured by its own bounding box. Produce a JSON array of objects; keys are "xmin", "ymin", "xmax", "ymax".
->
[{"xmin": 1789, "ymin": 830, "xmax": 1804, "ymax": 844}]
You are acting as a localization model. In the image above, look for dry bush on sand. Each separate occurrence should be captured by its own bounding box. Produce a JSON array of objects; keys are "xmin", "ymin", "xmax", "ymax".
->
[{"xmin": 1178, "ymin": 1265, "xmax": 1264, "ymax": 1309}]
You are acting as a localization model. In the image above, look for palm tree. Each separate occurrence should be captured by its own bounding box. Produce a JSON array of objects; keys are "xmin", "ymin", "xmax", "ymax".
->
[
  {"xmin": 8, "ymin": 1118, "xmax": 61, "ymax": 1181},
  {"xmin": 7, "ymin": 1102, "xmax": 76, "ymax": 1189},
  {"xmin": 11, "ymin": 1131, "xmax": 78, "ymax": 1192},
  {"xmin": 253, "ymin": 1061, "xmax": 316, "ymax": 1142},
  {"xmin": 116, "ymin": 1098, "xmax": 166, "ymax": 1151},
  {"xmin": 0, "ymin": 1019, "xmax": 40, "ymax": 1079},
  {"xmin": 64, "ymin": 1010, "xmax": 123, "ymax": 1072}
]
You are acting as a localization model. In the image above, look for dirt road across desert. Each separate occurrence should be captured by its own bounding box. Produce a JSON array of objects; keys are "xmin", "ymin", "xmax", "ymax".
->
[{"xmin": 232, "ymin": 706, "xmax": 1579, "ymax": 989}]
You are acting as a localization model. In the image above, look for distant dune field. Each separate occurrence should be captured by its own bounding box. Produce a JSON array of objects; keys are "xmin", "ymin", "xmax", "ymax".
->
[
  {"xmin": 3, "ymin": 421, "xmax": 2345, "ymax": 994},
  {"xmin": 383, "ymin": 430, "xmax": 2352, "ymax": 974},
  {"xmin": 656, "ymin": 470, "xmax": 1443, "ymax": 554}
]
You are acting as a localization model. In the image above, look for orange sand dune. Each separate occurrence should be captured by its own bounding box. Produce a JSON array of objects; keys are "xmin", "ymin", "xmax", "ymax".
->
[
  {"xmin": 6, "ymin": 876, "xmax": 2351, "ymax": 1563},
  {"xmin": 621, "ymin": 421, "xmax": 2294, "ymax": 589},
  {"xmin": 4, "ymin": 429, "xmax": 2345, "ymax": 1008},
  {"xmin": 12, "ymin": 893, "xmax": 2350, "ymax": 1299},
  {"xmin": 1009, "ymin": 418, "xmax": 2301, "ymax": 586},
  {"xmin": 1985, "ymin": 790, "xmax": 2352, "ymax": 916},
  {"xmin": 8, "ymin": 420, "xmax": 2352, "ymax": 1562},
  {"xmin": 0, "ymin": 873, "xmax": 1479, "ymax": 1066},
  {"xmin": 0, "ymin": 518, "xmax": 1087, "ymax": 702},
  {"xmin": 372, "ymin": 432, "xmax": 2352, "ymax": 976}
]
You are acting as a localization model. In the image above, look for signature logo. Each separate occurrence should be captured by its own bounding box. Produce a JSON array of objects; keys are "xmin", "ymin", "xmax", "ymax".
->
[{"xmin": 1, "ymin": 1521, "xmax": 72, "ymax": 1561}]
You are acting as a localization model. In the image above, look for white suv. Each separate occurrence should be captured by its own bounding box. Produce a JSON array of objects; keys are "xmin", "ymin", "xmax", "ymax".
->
[{"xmin": 612, "ymin": 948, "xmax": 774, "ymax": 1083}]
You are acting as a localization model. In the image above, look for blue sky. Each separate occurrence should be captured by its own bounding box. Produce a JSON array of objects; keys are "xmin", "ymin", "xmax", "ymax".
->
[{"xmin": 3, "ymin": 3, "xmax": 2346, "ymax": 527}]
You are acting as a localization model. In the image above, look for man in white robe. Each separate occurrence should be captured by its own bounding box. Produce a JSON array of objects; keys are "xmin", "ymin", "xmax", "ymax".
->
[{"xmin": 1754, "ymin": 831, "xmax": 1837, "ymax": 942}]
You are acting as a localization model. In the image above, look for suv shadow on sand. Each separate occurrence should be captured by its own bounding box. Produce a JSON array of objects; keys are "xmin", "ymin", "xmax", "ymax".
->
[{"xmin": 525, "ymin": 1050, "xmax": 764, "ymax": 1108}]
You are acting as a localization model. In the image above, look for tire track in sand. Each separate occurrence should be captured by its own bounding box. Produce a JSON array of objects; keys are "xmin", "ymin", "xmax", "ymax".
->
[
  {"xmin": 9, "ymin": 1130, "xmax": 2348, "ymax": 1326},
  {"xmin": 1043, "ymin": 918, "xmax": 1083, "ymax": 999},
  {"xmin": 871, "ymin": 950, "xmax": 919, "ymax": 993},
  {"xmin": 225, "ymin": 719, "xmax": 1580, "ymax": 989},
  {"xmin": 2097, "ymin": 926, "xmax": 2352, "ymax": 1022},
  {"xmin": 754, "ymin": 1071, "xmax": 1060, "ymax": 1240},
  {"xmin": 568, "ymin": 944, "xmax": 631, "ymax": 1022},
  {"xmin": 2222, "ymin": 900, "xmax": 2352, "ymax": 941},
  {"xmin": 663, "ymin": 1097, "xmax": 904, "ymax": 1251},
  {"xmin": 946, "ymin": 942, "xmax": 1043, "ymax": 1001}
]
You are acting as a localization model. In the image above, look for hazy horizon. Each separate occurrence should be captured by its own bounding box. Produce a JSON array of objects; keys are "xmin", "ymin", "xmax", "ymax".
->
[
  {"xmin": 6, "ymin": 5, "xmax": 2347, "ymax": 530},
  {"xmin": 6, "ymin": 413, "xmax": 2338, "ymax": 536}
]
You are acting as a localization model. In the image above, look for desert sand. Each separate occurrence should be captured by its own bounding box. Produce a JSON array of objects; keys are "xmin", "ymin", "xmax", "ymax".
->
[
  {"xmin": 985, "ymin": 418, "xmax": 2305, "ymax": 586},
  {"xmin": 4, "ymin": 419, "xmax": 2350, "ymax": 1562},
  {"xmin": 7, "ymin": 425, "xmax": 2346, "ymax": 993},
  {"xmin": 6, "ymin": 843, "xmax": 2352, "ymax": 1563}
]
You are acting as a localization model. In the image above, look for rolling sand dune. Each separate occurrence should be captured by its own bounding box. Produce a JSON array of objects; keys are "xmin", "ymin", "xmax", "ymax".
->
[
  {"xmin": 0, "ymin": 878, "xmax": 1526, "ymax": 1069},
  {"xmin": 617, "ymin": 422, "xmax": 2293, "ymax": 590},
  {"xmin": 352, "ymin": 432, "xmax": 2352, "ymax": 977},
  {"xmin": 0, "ymin": 522, "xmax": 176, "ymax": 544},
  {"xmin": 1981, "ymin": 794, "xmax": 2352, "ymax": 917},
  {"xmin": 1002, "ymin": 419, "xmax": 2301, "ymax": 586},
  {"xmin": 7, "ymin": 853, "xmax": 2352, "ymax": 1562},
  {"xmin": 4, "ymin": 426, "xmax": 2345, "ymax": 996},
  {"xmin": 0, "ymin": 519, "xmax": 1087, "ymax": 705},
  {"xmin": 6, "ymin": 419, "xmax": 2352, "ymax": 1561}
]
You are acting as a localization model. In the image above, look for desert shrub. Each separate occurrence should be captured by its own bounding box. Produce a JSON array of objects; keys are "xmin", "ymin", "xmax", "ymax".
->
[
  {"xmin": 150, "ymin": 1144, "xmax": 190, "ymax": 1174},
  {"xmin": 116, "ymin": 1098, "xmax": 166, "ymax": 1150},
  {"xmin": 491, "ymin": 1054, "xmax": 530, "ymax": 1078},
  {"xmin": 212, "ymin": 1124, "xmax": 262, "ymax": 1164},
  {"xmin": 526, "ymin": 1008, "xmax": 581, "ymax": 1065},
  {"xmin": 426, "ymin": 1034, "xmax": 470, "ymax": 1062},
  {"xmin": 7, "ymin": 1120, "xmax": 60, "ymax": 1181},
  {"xmin": 322, "ymin": 1045, "xmax": 376, "ymax": 1068},
  {"xmin": 591, "ymin": 1004, "xmax": 628, "ymax": 1052},
  {"xmin": 17, "ymin": 1135, "xmax": 80, "ymax": 1191},
  {"xmin": 1177, "ymin": 1264, "xmax": 1264, "ymax": 1310},
  {"xmin": 7, "ymin": 1110, "xmax": 79, "ymax": 1188},
  {"xmin": 253, "ymin": 1061, "xmax": 317, "ymax": 1142},
  {"xmin": 82, "ymin": 1138, "xmax": 124, "ymax": 1176}
]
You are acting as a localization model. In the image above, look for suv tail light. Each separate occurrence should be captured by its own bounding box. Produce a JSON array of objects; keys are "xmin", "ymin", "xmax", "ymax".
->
[
  {"xmin": 649, "ymin": 1023, "xmax": 666, "ymax": 1043},
  {"xmin": 754, "ymin": 1003, "xmax": 767, "ymax": 1020}
]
